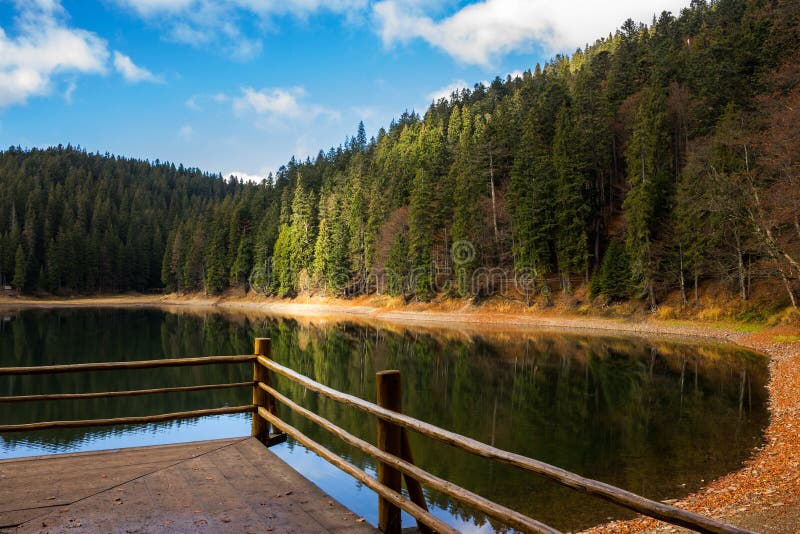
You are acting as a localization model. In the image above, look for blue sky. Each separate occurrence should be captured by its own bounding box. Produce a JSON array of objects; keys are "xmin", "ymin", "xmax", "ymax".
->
[{"xmin": 0, "ymin": 0, "xmax": 690, "ymax": 181}]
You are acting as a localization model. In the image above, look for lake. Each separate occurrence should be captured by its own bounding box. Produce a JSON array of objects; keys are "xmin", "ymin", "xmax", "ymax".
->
[{"xmin": 0, "ymin": 308, "xmax": 768, "ymax": 532}]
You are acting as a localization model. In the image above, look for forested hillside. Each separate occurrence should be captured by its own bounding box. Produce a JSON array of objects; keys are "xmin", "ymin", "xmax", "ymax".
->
[
  {"xmin": 2, "ymin": 0, "xmax": 799, "ymax": 309},
  {"xmin": 0, "ymin": 148, "xmax": 246, "ymax": 293}
]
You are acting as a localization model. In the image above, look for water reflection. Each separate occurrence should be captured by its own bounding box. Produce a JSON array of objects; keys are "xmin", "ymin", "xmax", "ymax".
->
[{"xmin": 0, "ymin": 308, "xmax": 768, "ymax": 531}]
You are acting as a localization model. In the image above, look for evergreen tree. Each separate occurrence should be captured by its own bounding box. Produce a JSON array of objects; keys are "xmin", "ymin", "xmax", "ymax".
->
[
  {"xmin": 408, "ymin": 169, "xmax": 434, "ymax": 300},
  {"xmin": 386, "ymin": 231, "xmax": 409, "ymax": 297},
  {"xmin": 623, "ymin": 85, "xmax": 673, "ymax": 307},
  {"xmin": 553, "ymin": 105, "xmax": 590, "ymax": 293},
  {"xmin": 593, "ymin": 238, "xmax": 633, "ymax": 300},
  {"xmin": 272, "ymin": 224, "xmax": 293, "ymax": 296},
  {"xmin": 450, "ymin": 115, "xmax": 482, "ymax": 296},
  {"xmin": 288, "ymin": 175, "xmax": 316, "ymax": 290},
  {"xmin": 509, "ymin": 109, "xmax": 555, "ymax": 291},
  {"xmin": 12, "ymin": 245, "xmax": 25, "ymax": 291}
]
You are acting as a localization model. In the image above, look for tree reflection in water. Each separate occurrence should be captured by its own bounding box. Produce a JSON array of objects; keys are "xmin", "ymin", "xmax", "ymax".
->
[{"xmin": 0, "ymin": 308, "xmax": 768, "ymax": 531}]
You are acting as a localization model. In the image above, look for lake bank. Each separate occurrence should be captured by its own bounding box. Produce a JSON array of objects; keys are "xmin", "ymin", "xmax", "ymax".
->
[{"xmin": 1, "ymin": 293, "xmax": 798, "ymax": 532}]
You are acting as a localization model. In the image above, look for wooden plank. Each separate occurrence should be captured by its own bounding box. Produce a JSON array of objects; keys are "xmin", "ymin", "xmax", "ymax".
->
[
  {"xmin": 0, "ymin": 354, "xmax": 255, "ymax": 375},
  {"xmin": 0, "ymin": 439, "xmax": 248, "ymax": 526},
  {"xmin": 0, "ymin": 460, "xmax": 177, "ymax": 513},
  {"xmin": 228, "ymin": 430, "xmax": 376, "ymax": 532},
  {"xmin": 0, "ymin": 381, "xmax": 254, "ymax": 403},
  {"xmin": 0, "ymin": 405, "xmax": 253, "ymax": 432},
  {"xmin": 2, "ymin": 438, "xmax": 377, "ymax": 533},
  {"xmin": 203, "ymin": 441, "xmax": 330, "ymax": 532}
]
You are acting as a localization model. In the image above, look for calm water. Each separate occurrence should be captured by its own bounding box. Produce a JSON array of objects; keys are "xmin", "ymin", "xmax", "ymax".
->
[{"xmin": 0, "ymin": 308, "xmax": 768, "ymax": 532}]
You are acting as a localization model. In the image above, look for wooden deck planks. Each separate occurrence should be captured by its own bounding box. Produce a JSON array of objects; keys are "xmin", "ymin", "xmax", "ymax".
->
[
  {"xmin": 0, "ymin": 437, "xmax": 378, "ymax": 533},
  {"xmin": 0, "ymin": 438, "xmax": 241, "ymax": 525}
]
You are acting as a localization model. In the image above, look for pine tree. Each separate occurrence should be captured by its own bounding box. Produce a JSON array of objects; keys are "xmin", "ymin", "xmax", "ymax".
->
[
  {"xmin": 595, "ymin": 238, "xmax": 633, "ymax": 300},
  {"xmin": 270, "ymin": 187, "xmax": 293, "ymax": 295},
  {"xmin": 312, "ymin": 193, "xmax": 350, "ymax": 294},
  {"xmin": 345, "ymin": 161, "xmax": 368, "ymax": 280},
  {"xmin": 161, "ymin": 227, "xmax": 179, "ymax": 292},
  {"xmin": 354, "ymin": 121, "xmax": 367, "ymax": 152},
  {"xmin": 553, "ymin": 105, "xmax": 589, "ymax": 294},
  {"xmin": 408, "ymin": 168, "xmax": 433, "ymax": 300},
  {"xmin": 12, "ymin": 245, "xmax": 25, "ymax": 291},
  {"xmin": 203, "ymin": 229, "xmax": 228, "ymax": 294},
  {"xmin": 288, "ymin": 175, "xmax": 316, "ymax": 291},
  {"xmin": 272, "ymin": 224, "xmax": 293, "ymax": 296},
  {"xmin": 450, "ymin": 116, "xmax": 482, "ymax": 296},
  {"xmin": 230, "ymin": 235, "xmax": 254, "ymax": 288},
  {"xmin": 386, "ymin": 231, "xmax": 409, "ymax": 297},
  {"xmin": 623, "ymin": 85, "xmax": 673, "ymax": 308},
  {"xmin": 509, "ymin": 109, "xmax": 555, "ymax": 290},
  {"xmin": 2, "ymin": 204, "xmax": 20, "ymax": 286}
]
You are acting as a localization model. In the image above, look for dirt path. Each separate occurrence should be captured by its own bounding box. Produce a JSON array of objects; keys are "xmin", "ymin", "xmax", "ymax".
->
[{"xmin": 1, "ymin": 294, "xmax": 798, "ymax": 532}]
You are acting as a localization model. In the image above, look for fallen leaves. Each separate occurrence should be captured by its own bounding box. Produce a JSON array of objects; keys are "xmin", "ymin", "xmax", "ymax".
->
[{"xmin": 585, "ymin": 326, "xmax": 800, "ymax": 533}]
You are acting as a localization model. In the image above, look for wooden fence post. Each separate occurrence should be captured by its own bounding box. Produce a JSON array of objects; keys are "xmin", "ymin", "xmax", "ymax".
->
[
  {"xmin": 401, "ymin": 429, "xmax": 433, "ymax": 533},
  {"xmin": 376, "ymin": 371, "xmax": 402, "ymax": 533},
  {"xmin": 253, "ymin": 338, "xmax": 271, "ymax": 442},
  {"xmin": 376, "ymin": 370, "xmax": 432, "ymax": 533}
]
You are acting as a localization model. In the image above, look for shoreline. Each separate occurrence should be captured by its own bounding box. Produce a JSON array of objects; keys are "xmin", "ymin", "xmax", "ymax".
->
[{"xmin": 1, "ymin": 294, "xmax": 798, "ymax": 532}]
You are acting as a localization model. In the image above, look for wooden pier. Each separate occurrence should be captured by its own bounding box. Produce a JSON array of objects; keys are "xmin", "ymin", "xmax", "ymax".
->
[
  {"xmin": 0, "ymin": 338, "xmax": 756, "ymax": 534},
  {"xmin": 0, "ymin": 437, "xmax": 376, "ymax": 533}
]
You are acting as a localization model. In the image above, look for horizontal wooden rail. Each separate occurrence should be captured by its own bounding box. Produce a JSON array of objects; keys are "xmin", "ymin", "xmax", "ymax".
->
[
  {"xmin": 259, "ymin": 382, "xmax": 559, "ymax": 534},
  {"xmin": 257, "ymin": 407, "xmax": 457, "ymax": 534},
  {"xmin": 0, "ymin": 381, "xmax": 255, "ymax": 403},
  {"xmin": 0, "ymin": 405, "xmax": 253, "ymax": 432},
  {"xmin": 0, "ymin": 355, "xmax": 255, "ymax": 375},
  {"xmin": 257, "ymin": 356, "xmax": 752, "ymax": 534}
]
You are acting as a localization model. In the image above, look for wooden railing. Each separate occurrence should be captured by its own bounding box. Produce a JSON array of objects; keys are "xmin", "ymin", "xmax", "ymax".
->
[
  {"xmin": 0, "ymin": 355, "xmax": 255, "ymax": 432},
  {"xmin": 249, "ymin": 338, "xmax": 754, "ymax": 534},
  {"xmin": 0, "ymin": 339, "xmax": 755, "ymax": 534}
]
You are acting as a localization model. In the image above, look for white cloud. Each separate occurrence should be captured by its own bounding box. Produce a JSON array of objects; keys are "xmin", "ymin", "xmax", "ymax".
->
[
  {"xmin": 234, "ymin": 87, "xmax": 304, "ymax": 117},
  {"xmin": 233, "ymin": 87, "xmax": 338, "ymax": 123},
  {"xmin": 226, "ymin": 170, "xmax": 265, "ymax": 183},
  {"xmin": 113, "ymin": 0, "xmax": 196, "ymax": 17},
  {"xmin": 374, "ymin": 0, "xmax": 692, "ymax": 66},
  {"xmin": 64, "ymin": 79, "xmax": 77, "ymax": 103},
  {"xmin": 111, "ymin": 0, "xmax": 369, "ymax": 60},
  {"xmin": 113, "ymin": 51, "xmax": 163, "ymax": 83},
  {"xmin": 114, "ymin": 0, "xmax": 368, "ymax": 18},
  {"xmin": 185, "ymin": 95, "xmax": 200, "ymax": 110},
  {"xmin": 186, "ymin": 92, "xmax": 229, "ymax": 110},
  {"xmin": 0, "ymin": 1, "xmax": 108, "ymax": 106},
  {"xmin": 427, "ymin": 79, "xmax": 472, "ymax": 102},
  {"xmin": 179, "ymin": 124, "xmax": 194, "ymax": 141},
  {"xmin": 426, "ymin": 70, "xmax": 524, "ymax": 103},
  {"xmin": 227, "ymin": 36, "xmax": 263, "ymax": 61},
  {"xmin": 170, "ymin": 22, "xmax": 210, "ymax": 46}
]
